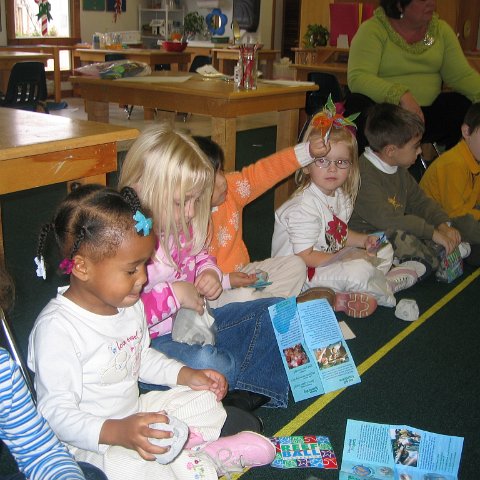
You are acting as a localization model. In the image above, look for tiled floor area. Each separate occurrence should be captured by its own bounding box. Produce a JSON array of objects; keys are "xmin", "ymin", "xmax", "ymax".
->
[{"xmin": 50, "ymin": 96, "xmax": 278, "ymax": 139}]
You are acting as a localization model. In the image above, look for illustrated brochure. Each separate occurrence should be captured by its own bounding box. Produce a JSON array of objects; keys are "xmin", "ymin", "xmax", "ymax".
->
[
  {"xmin": 340, "ymin": 419, "xmax": 464, "ymax": 480},
  {"xmin": 268, "ymin": 297, "xmax": 360, "ymax": 402}
]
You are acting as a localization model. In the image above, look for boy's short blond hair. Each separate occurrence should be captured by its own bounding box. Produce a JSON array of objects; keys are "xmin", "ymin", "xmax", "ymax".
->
[
  {"xmin": 365, "ymin": 103, "xmax": 425, "ymax": 152},
  {"xmin": 119, "ymin": 124, "xmax": 214, "ymax": 267}
]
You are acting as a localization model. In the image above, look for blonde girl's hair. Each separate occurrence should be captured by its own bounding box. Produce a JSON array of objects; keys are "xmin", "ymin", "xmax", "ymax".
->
[
  {"xmin": 294, "ymin": 125, "xmax": 361, "ymax": 205},
  {"xmin": 118, "ymin": 123, "xmax": 214, "ymax": 268}
]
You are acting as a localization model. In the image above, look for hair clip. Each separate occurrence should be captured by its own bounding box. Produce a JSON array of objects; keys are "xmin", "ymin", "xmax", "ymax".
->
[
  {"xmin": 34, "ymin": 256, "xmax": 46, "ymax": 280},
  {"xmin": 133, "ymin": 210, "xmax": 153, "ymax": 236},
  {"xmin": 311, "ymin": 94, "xmax": 360, "ymax": 141},
  {"xmin": 59, "ymin": 258, "xmax": 74, "ymax": 275}
]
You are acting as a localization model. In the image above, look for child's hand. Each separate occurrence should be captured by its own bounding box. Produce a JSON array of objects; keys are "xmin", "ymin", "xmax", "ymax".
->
[
  {"xmin": 195, "ymin": 269, "xmax": 222, "ymax": 300},
  {"xmin": 177, "ymin": 366, "xmax": 228, "ymax": 401},
  {"xmin": 433, "ymin": 225, "xmax": 460, "ymax": 255},
  {"xmin": 100, "ymin": 412, "xmax": 172, "ymax": 460},
  {"xmin": 229, "ymin": 272, "xmax": 257, "ymax": 288},
  {"xmin": 437, "ymin": 223, "xmax": 461, "ymax": 248},
  {"xmin": 364, "ymin": 235, "xmax": 380, "ymax": 255},
  {"xmin": 172, "ymin": 281, "xmax": 204, "ymax": 314},
  {"xmin": 308, "ymin": 133, "xmax": 331, "ymax": 159}
]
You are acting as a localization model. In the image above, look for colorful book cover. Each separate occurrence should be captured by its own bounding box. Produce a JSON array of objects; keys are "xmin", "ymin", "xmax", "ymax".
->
[{"xmin": 270, "ymin": 435, "xmax": 338, "ymax": 469}]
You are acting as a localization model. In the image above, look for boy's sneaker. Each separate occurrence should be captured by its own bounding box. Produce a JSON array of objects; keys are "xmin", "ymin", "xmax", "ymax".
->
[
  {"xmin": 458, "ymin": 242, "xmax": 471, "ymax": 259},
  {"xmin": 334, "ymin": 292, "xmax": 377, "ymax": 318},
  {"xmin": 196, "ymin": 431, "xmax": 276, "ymax": 476},
  {"xmin": 397, "ymin": 260, "xmax": 427, "ymax": 278},
  {"xmin": 386, "ymin": 266, "xmax": 418, "ymax": 294}
]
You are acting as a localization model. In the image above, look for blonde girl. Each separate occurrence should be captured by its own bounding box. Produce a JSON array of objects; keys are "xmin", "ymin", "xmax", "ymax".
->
[
  {"xmin": 28, "ymin": 184, "xmax": 275, "ymax": 480},
  {"xmin": 272, "ymin": 106, "xmax": 421, "ymax": 317},
  {"xmin": 119, "ymin": 124, "xmax": 289, "ymax": 410}
]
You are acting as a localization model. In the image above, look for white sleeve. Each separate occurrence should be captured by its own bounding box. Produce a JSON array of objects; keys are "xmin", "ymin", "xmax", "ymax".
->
[
  {"xmin": 28, "ymin": 317, "xmax": 105, "ymax": 453},
  {"xmin": 282, "ymin": 199, "xmax": 325, "ymax": 254}
]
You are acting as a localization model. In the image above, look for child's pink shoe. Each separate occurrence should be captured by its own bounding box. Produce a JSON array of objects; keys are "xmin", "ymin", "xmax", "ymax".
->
[
  {"xmin": 196, "ymin": 431, "xmax": 275, "ymax": 476},
  {"xmin": 334, "ymin": 292, "xmax": 378, "ymax": 318}
]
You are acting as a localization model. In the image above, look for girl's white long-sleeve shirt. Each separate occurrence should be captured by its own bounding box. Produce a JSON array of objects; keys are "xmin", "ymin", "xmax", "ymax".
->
[{"xmin": 28, "ymin": 289, "xmax": 184, "ymax": 453}]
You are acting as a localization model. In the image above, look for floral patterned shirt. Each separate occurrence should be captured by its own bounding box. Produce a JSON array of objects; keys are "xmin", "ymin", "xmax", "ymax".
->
[{"xmin": 141, "ymin": 228, "xmax": 222, "ymax": 339}]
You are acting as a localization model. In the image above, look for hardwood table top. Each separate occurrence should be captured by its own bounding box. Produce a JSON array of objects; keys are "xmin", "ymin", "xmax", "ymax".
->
[{"xmin": 0, "ymin": 107, "xmax": 138, "ymax": 164}]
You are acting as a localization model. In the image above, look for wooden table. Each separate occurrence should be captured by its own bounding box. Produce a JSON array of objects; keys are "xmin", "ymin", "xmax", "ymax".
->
[
  {"xmin": 293, "ymin": 62, "xmax": 348, "ymax": 86},
  {"xmin": 74, "ymin": 48, "xmax": 191, "ymax": 72},
  {"xmin": 211, "ymin": 48, "xmax": 280, "ymax": 79},
  {"xmin": 70, "ymin": 72, "xmax": 317, "ymax": 205},
  {"xmin": 0, "ymin": 108, "xmax": 139, "ymax": 265},
  {"xmin": 0, "ymin": 51, "xmax": 52, "ymax": 96},
  {"xmin": 0, "ymin": 46, "xmax": 76, "ymax": 103}
]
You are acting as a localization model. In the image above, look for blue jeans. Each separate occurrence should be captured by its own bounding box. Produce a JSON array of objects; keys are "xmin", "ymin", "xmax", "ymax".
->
[
  {"xmin": 150, "ymin": 298, "xmax": 289, "ymax": 408},
  {"xmin": 0, "ymin": 462, "xmax": 108, "ymax": 480}
]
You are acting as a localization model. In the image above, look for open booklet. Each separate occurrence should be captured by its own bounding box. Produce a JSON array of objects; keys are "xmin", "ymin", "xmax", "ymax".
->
[
  {"xmin": 268, "ymin": 297, "xmax": 360, "ymax": 402},
  {"xmin": 340, "ymin": 419, "xmax": 464, "ymax": 480}
]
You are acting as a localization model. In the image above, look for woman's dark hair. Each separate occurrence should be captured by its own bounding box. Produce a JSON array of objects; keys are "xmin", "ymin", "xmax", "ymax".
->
[
  {"xmin": 36, "ymin": 184, "xmax": 150, "ymax": 271},
  {"xmin": 463, "ymin": 103, "xmax": 480, "ymax": 134},
  {"xmin": 380, "ymin": 0, "xmax": 413, "ymax": 19},
  {"xmin": 193, "ymin": 136, "xmax": 225, "ymax": 172}
]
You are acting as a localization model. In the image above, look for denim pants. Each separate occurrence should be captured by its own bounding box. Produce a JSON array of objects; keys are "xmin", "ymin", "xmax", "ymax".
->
[
  {"xmin": 150, "ymin": 297, "xmax": 289, "ymax": 408},
  {"xmin": 0, "ymin": 462, "xmax": 108, "ymax": 480}
]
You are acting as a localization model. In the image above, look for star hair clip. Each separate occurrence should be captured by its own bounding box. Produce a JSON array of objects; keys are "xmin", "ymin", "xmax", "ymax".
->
[
  {"xmin": 133, "ymin": 210, "xmax": 153, "ymax": 236},
  {"xmin": 311, "ymin": 94, "xmax": 360, "ymax": 142}
]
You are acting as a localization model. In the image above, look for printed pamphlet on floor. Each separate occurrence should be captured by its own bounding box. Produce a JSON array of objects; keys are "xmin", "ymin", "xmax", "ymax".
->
[
  {"xmin": 340, "ymin": 419, "xmax": 464, "ymax": 480},
  {"xmin": 269, "ymin": 435, "xmax": 337, "ymax": 469},
  {"xmin": 268, "ymin": 297, "xmax": 360, "ymax": 402}
]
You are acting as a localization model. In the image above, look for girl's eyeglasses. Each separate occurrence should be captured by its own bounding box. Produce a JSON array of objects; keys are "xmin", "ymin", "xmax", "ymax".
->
[{"xmin": 313, "ymin": 158, "xmax": 351, "ymax": 169}]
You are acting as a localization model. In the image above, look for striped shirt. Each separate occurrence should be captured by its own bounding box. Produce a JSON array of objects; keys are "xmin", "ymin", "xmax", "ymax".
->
[{"xmin": 0, "ymin": 348, "xmax": 85, "ymax": 480}]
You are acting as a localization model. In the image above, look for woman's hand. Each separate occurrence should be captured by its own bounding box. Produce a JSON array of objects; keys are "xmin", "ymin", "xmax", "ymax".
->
[
  {"xmin": 100, "ymin": 412, "xmax": 172, "ymax": 461},
  {"xmin": 400, "ymin": 92, "xmax": 424, "ymax": 123},
  {"xmin": 177, "ymin": 366, "xmax": 228, "ymax": 401},
  {"xmin": 229, "ymin": 271, "xmax": 257, "ymax": 288},
  {"xmin": 171, "ymin": 281, "xmax": 204, "ymax": 314},
  {"xmin": 195, "ymin": 269, "xmax": 222, "ymax": 300}
]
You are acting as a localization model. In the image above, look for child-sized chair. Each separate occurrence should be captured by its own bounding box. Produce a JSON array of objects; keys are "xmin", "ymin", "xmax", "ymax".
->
[{"xmin": 0, "ymin": 62, "xmax": 49, "ymax": 113}]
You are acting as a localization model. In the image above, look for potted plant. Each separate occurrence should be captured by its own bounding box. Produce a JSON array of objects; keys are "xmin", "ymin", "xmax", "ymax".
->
[
  {"xmin": 183, "ymin": 11, "xmax": 206, "ymax": 40},
  {"xmin": 303, "ymin": 24, "xmax": 329, "ymax": 48}
]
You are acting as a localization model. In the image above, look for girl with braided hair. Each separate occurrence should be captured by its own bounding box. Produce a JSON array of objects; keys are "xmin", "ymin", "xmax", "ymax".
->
[{"xmin": 28, "ymin": 184, "xmax": 275, "ymax": 480}]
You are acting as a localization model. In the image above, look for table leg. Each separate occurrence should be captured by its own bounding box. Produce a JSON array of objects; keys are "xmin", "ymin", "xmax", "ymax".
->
[
  {"xmin": 85, "ymin": 100, "xmax": 109, "ymax": 123},
  {"xmin": 211, "ymin": 117, "xmax": 237, "ymax": 172},
  {"xmin": 52, "ymin": 47, "xmax": 62, "ymax": 103},
  {"xmin": 143, "ymin": 108, "xmax": 156, "ymax": 121},
  {"xmin": 274, "ymin": 109, "xmax": 300, "ymax": 209}
]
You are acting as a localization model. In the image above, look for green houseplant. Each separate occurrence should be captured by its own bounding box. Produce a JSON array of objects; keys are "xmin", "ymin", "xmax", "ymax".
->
[
  {"xmin": 183, "ymin": 11, "xmax": 206, "ymax": 40},
  {"xmin": 303, "ymin": 24, "xmax": 329, "ymax": 48}
]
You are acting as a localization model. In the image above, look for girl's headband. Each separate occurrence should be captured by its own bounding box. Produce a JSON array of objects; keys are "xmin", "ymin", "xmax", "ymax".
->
[{"xmin": 311, "ymin": 94, "xmax": 360, "ymax": 141}]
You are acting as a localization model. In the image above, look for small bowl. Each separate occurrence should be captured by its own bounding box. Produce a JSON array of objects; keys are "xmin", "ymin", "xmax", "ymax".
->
[{"xmin": 162, "ymin": 41, "xmax": 188, "ymax": 52}]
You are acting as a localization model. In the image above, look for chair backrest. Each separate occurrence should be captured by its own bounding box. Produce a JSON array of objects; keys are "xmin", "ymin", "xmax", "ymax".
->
[
  {"xmin": 189, "ymin": 55, "xmax": 212, "ymax": 73},
  {"xmin": 2, "ymin": 62, "xmax": 48, "ymax": 112},
  {"xmin": 305, "ymin": 71, "xmax": 344, "ymax": 116},
  {"xmin": 0, "ymin": 307, "xmax": 36, "ymax": 404}
]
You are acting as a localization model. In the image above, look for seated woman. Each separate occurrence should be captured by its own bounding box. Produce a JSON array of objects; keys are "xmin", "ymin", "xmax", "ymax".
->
[{"xmin": 344, "ymin": 0, "xmax": 480, "ymax": 156}]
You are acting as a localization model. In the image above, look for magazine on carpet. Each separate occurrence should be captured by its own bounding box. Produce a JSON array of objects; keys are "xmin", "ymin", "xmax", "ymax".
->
[
  {"xmin": 268, "ymin": 297, "xmax": 360, "ymax": 402},
  {"xmin": 339, "ymin": 419, "xmax": 464, "ymax": 480}
]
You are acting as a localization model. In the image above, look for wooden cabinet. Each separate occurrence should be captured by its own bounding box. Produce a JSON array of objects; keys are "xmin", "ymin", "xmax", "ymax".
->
[{"xmin": 297, "ymin": 0, "xmax": 479, "ymax": 53}]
